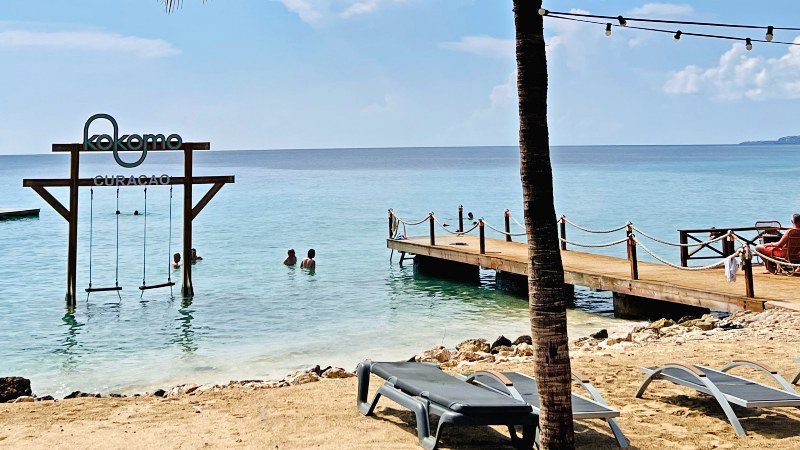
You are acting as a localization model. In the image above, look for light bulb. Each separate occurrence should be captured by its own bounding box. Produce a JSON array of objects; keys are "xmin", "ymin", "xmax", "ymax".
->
[
  {"xmin": 538, "ymin": 8, "xmax": 548, "ymax": 16},
  {"xmin": 617, "ymin": 15, "xmax": 627, "ymax": 27},
  {"xmin": 766, "ymin": 26, "xmax": 774, "ymax": 42},
  {"xmin": 605, "ymin": 23, "xmax": 612, "ymax": 37},
  {"xmin": 674, "ymin": 30, "xmax": 682, "ymax": 41},
  {"xmin": 746, "ymin": 38, "xmax": 753, "ymax": 51}
]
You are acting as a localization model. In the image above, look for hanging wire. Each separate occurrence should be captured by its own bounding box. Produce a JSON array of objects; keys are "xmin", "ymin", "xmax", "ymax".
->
[
  {"xmin": 541, "ymin": 9, "xmax": 800, "ymax": 31},
  {"xmin": 544, "ymin": 13, "xmax": 800, "ymax": 47}
]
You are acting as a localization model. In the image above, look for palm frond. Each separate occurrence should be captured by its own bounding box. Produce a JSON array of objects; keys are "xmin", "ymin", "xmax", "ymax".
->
[{"xmin": 162, "ymin": 0, "xmax": 206, "ymax": 14}]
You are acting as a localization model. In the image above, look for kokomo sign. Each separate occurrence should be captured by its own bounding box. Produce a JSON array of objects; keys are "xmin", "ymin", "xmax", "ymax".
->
[{"xmin": 83, "ymin": 113, "xmax": 183, "ymax": 168}]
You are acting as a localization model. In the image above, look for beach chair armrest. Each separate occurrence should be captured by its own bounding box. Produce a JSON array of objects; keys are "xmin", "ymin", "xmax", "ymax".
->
[
  {"xmin": 571, "ymin": 371, "xmax": 590, "ymax": 384},
  {"xmin": 571, "ymin": 371, "xmax": 612, "ymax": 408},
  {"xmin": 720, "ymin": 360, "xmax": 797, "ymax": 394},
  {"xmin": 464, "ymin": 371, "xmax": 524, "ymax": 402}
]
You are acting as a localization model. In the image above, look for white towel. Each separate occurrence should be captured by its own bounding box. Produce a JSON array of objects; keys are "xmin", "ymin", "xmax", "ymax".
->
[{"xmin": 724, "ymin": 254, "xmax": 739, "ymax": 283}]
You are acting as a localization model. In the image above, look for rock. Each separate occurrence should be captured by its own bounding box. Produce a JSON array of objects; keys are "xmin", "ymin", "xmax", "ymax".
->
[
  {"xmin": 152, "ymin": 389, "xmax": 166, "ymax": 398},
  {"xmin": 36, "ymin": 395, "xmax": 55, "ymax": 401},
  {"xmin": 0, "ymin": 377, "xmax": 32, "ymax": 403},
  {"xmin": 490, "ymin": 335, "xmax": 513, "ymax": 351},
  {"xmin": 491, "ymin": 345, "xmax": 513, "ymax": 355},
  {"xmin": 416, "ymin": 346, "xmax": 452, "ymax": 363},
  {"xmin": 11, "ymin": 396, "xmax": 35, "ymax": 403},
  {"xmin": 64, "ymin": 391, "xmax": 99, "ymax": 399},
  {"xmin": 109, "ymin": 394, "xmax": 125, "ymax": 398},
  {"xmin": 512, "ymin": 335, "xmax": 532, "ymax": 346},
  {"xmin": 321, "ymin": 367, "xmax": 354, "ymax": 379},
  {"xmin": 514, "ymin": 343, "xmax": 535, "ymax": 357},
  {"xmin": 262, "ymin": 380, "xmax": 290, "ymax": 388},
  {"xmin": 676, "ymin": 315, "xmax": 697, "ymax": 324},
  {"xmin": 193, "ymin": 384, "xmax": 217, "ymax": 394},
  {"xmin": 649, "ymin": 318, "xmax": 675, "ymax": 330},
  {"xmin": 590, "ymin": 329, "xmax": 608, "ymax": 340},
  {"xmin": 455, "ymin": 351, "xmax": 494, "ymax": 363},
  {"xmin": 456, "ymin": 338, "xmax": 491, "ymax": 353},
  {"xmin": 166, "ymin": 384, "xmax": 200, "ymax": 398},
  {"xmin": 285, "ymin": 370, "xmax": 320, "ymax": 386}
]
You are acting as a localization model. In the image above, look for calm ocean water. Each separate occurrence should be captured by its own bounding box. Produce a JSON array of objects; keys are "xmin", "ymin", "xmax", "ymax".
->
[{"xmin": 1, "ymin": 144, "xmax": 797, "ymax": 396}]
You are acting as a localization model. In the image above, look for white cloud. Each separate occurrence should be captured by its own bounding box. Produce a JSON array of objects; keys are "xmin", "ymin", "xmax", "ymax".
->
[
  {"xmin": 490, "ymin": 70, "xmax": 517, "ymax": 109},
  {"xmin": 362, "ymin": 93, "xmax": 395, "ymax": 114},
  {"xmin": 627, "ymin": 3, "xmax": 694, "ymax": 19},
  {"xmin": 439, "ymin": 35, "xmax": 514, "ymax": 59},
  {"xmin": 664, "ymin": 38, "xmax": 800, "ymax": 100},
  {"xmin": 278, "ymin": 0, "xmax": 407, "ymax": 24},
  {"xmin": 0, "ymin": 30, "xmax": 179, "ymax": 58}
]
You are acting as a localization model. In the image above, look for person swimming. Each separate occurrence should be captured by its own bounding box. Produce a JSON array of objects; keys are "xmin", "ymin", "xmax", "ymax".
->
[
  {"xmin": 172, "ymin": 252, "xmax": 181, "ymax": 268},
  {"xmin": 284, "ymin": 249, "xmax": 297, "ymax": 266},
  {"xmin": 133, "ymin": 210, "xmax": 140, "ymax": 216},
  {"xmin": 300, "ymin": 249, "xmax": 316, "ymax": 271},
  {"xmin": 191, "ymin": 248, "xmax": 203, "ymax": 264}
]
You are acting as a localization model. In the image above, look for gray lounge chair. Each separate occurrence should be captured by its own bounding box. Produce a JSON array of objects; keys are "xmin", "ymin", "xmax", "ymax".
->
[
  {"xmin": 637, "ymin": 360, "xmax": 800, "ymax": 436},
  {"xmin": 356, "ymin": 360, "xmax": 536, "ymax": 450},
  {"xmin": 461, "ymin": 371, "xmax": 629, "ymax": 448},
  {"xmin": 792, "ymin": 357, "xmax": 800, "ymax": 385}
]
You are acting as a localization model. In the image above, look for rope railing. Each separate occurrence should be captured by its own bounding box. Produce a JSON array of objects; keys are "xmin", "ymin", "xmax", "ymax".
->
[{"xmin": 388, "ymin": 207, "xmax": 764, "ymax": 299}]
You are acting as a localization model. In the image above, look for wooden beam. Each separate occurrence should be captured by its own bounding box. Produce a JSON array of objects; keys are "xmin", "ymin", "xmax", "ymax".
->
[
  {"xmin": 23, "ymin": 176, "xmax": 234, "ymax": 188},
  {"xmin": 52, "ymin": 142, "xmax": 210, "ymax": 152},
  {"xmin": 192, "ymin": 182, "xmax": 226, "ymax": 220},
  {"xmin": 31, "ymin": 186, "xmax": 69, "ymax": 221}
]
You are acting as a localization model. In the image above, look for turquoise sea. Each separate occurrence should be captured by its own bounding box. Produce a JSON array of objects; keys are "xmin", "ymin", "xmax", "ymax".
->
[{"xmin": 1, "ymin": 144, "xmax": 797, "ymax": 396}]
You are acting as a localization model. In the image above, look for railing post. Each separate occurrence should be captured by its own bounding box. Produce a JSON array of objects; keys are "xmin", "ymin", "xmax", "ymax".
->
[
  {"xmin": 722, "ymin": 230, "xmax": 734, "ymax": 258},
  {"xmin": 429, "ymin": 213, "xmax": 435, "ymax": 246},
  {"xmin": 627, "ymin": 224, "xmax": 639, "ymax": 280},
  {"xmin": 504, "ymin": 210, "xmax": 512, "ymax": 242},
  {"xmin": 559, "ymin": 216, "xmax": 567, "ymax": 251},
  {"xmin": 679, "ymin": 230, "xmax": 689, "ymax": 267},
  {"xmin": 388, "ymin": 209, "xmax": 393, "ymax": 238},
  {"xmin": 479, "ymin": 219, "xmax": 486, "ymax": 254},
  {"xmin": 743, "ymin": 247, "xmax": 755, "ymax": 298},
  {"xmin": 458, "ymin": 205, "xmax": 464, "ymax": 232}
]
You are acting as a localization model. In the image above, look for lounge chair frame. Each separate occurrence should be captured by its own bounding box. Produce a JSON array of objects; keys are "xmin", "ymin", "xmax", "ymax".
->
[
  {"xmin": 636, "ymin": 360, "xmax": 799, "ymax": 437},
  {"xmin": 356, "ymin": 360, "xmax": 536, "ymax": 450},
  {"xmin": 791, "ymin": 357, "xmax": 800, "ymax": 385},
  {"xmin": 462, "ymin": 372, "xmax": 629, "ymax": 448}
]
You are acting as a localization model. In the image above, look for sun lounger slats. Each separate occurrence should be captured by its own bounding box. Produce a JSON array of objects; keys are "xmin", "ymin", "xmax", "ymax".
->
[
  {"xmin": 647, "ymin": 366, "xmax": 800, "ymax": 404},
  {"xmin": 370, "ymin": 362, "xmax": 530, "ymax": 414}
]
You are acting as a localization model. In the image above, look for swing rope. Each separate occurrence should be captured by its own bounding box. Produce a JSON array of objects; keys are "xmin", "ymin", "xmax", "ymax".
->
[
  {"xmin": 88, "ymin": 187, "xmax": 94, "ymax": 289},
  {"xmin": 115, "ymin": 187, "xmax": 120, "ymax": 287},
  {"xmin": 168, "ymin": 186, "xmax": 173, "ymax": 284},
  {"xmin": 142, "ymin": 187, "xmax": 148, "ymax": 287}
]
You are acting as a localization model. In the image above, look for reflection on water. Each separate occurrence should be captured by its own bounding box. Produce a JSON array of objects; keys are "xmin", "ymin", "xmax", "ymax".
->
[
  {"xmin": 55, "ymin": 312, "xmax": 82, "ymax": 373},
  {"xmin": 173, "ymin": 298, "xmax": 198, "ymax": 354}
]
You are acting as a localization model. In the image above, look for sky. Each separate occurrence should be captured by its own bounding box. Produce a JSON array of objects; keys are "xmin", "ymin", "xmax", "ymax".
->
[{"xmin": 1, "ymin": 0, "xmax": 799, "ymax": 154}]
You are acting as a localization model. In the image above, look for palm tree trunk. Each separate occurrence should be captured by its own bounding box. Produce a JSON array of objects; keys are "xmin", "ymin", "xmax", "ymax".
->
[{"xmin": 512, "ymin": 1, "xmax": 575, "ymax": 448}]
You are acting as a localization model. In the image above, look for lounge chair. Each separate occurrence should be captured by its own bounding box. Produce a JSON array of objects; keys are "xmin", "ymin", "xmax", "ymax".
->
[
  {"xmin": 791, "ymin": 357, "xmax": 800, "ymax": 385},
  {"xmin": 636, "ymin": 360, "xmax": 800, "ymax": 436},
  {"xmin": 356, "ymin": 360, "xmax": 536, "ymax": 450},
  {"xmin": 460, "ymin": 371, "xmax": 629, "ymax": 448}
]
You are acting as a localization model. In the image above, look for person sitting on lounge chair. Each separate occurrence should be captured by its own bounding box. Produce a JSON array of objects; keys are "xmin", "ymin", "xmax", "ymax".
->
[{"xmin": 755, "ymin": 214, "xmax": 800, "ymax": 274}]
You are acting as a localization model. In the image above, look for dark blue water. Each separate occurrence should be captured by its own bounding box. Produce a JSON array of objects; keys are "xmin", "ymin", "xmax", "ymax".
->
[{"xmin": 1, "ymin": 144, "xmax": 795, "ymax": 395}]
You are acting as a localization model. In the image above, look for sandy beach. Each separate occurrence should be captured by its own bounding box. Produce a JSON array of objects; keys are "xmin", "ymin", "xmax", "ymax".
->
[{"xmin": 2, "ymin": 309, "xmax": 800, "ymax": 449}]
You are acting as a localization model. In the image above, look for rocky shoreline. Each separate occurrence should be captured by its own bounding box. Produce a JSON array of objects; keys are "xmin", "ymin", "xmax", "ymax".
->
[{"xmin": 1, "ymin": 309, "xmax": 796, "ymax": 404}]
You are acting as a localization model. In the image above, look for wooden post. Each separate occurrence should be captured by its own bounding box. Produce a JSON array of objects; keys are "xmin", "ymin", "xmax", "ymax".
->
[
  {"xmin": 479, "ymin": 219, "xmax": 486, "ymax": 254},
  {"xmin": 458, "ymin": 205, "xmax": 464, "ymax": 232},
  {"xmin": 679, "ymin": 230, "xmax": 689, "ymax": 267},
  {"xmin": 627, "ymin": 224, "xmax": 638, "ymax": 280},
  {"xmin": 429, "ymin": 213, "xmax": 435, "ymax": 246},
  {"xmin": 388, "ymin": 209, "xmax": 393, "ymax": 238},
  {"xmin": 65, "ymin": 149, "xmax": 80, "ymax": 307},
  {"xmin": 504, "ymin": 210, "xmax": 512, "ymax": 242},
  {"xmin": 722, "ymin": 231, "xmax": 733, "ymax": 258},
  {"xmin": 559, "ymin": 216, "xmax": 567, "ymax": 251},
  {"xmin": 182, "ymin": 146, "xmax": 194, "ymax": 298},
  {"xmin": 743, "ymin": 248, "xmax": 755, "ymax": 298}
]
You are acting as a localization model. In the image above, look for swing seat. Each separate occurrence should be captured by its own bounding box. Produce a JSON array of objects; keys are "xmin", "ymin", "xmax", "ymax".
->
[
  {"xmin": 86, "ymin": 286, "xmax": 123, "ymax": 293},
  {"xmin": 139, "ymin": 281, "xmax": 176, "ymax": 291}
]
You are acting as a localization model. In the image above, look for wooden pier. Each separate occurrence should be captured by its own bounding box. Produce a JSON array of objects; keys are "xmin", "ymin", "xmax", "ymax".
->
[
  {"xmin": 388, "ymin": 234, "xmax": 800, "ymax": 313},
  {"xmin": 0, "ymin": 208, "xmax": 40, "ymax": 220}
]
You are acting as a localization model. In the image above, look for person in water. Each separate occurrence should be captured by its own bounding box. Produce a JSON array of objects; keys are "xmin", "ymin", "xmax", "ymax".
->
[
  {"xmin": 172, "ymin": 253, "xmax": 181, "ymax": 268},
  {"xmin": 756, "ymin": 214, "xmax": 800, "ymax": 274},
  {"xmin": 133, "ymin": 210, "xmax": 140, "ymax": 216},
  {"xmin": 191, "ymin": 248, "xmax": 203, "ymax": 264},
  {"xmin": 284, "ymin": 249, "xmax": 297, "ymax": 266},
  {"xmin": 300, "ymin": 249, "xmax": 316, "ymax": 271}
]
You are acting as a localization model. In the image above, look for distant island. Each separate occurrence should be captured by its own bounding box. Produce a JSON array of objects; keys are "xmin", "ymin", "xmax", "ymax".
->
[{"xmin": 740, "ymin": 135, "xmax": 800, "ymax": 145}]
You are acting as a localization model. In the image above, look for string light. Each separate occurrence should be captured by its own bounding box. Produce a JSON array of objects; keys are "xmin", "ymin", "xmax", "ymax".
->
[
  {"xmin": 617, "ymin": 15, "xmax": 627, "ymax": 27},
  {"xmin": 746, "ymin": 37, "xmax": 753, "ymax": 50},
  {"xmin": 539, "ymin": 8, "xmax": 548, "ymax": 16},
  {"xmin": 674, "ymin": 30, "xmax": 682, "ymax": 41},
  {"xmin": 766, "ymin": 25, "xmax": 774, "ymax": 41},
  {"xmin": 605, "ymin": 23, "xmax": 612, "ymax": 36}
]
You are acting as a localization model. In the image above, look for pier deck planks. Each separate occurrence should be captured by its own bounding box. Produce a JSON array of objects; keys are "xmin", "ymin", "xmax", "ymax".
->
[{"xmin": 388, "ymin": 234, "xmax": 800, "ymax": 312}]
